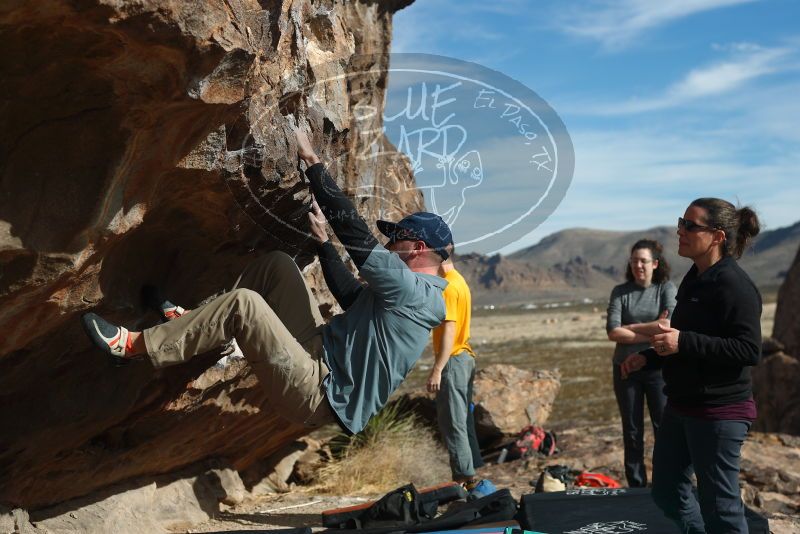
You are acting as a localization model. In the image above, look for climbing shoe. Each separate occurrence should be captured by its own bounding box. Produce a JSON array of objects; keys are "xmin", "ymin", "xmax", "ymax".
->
[
  {"xmin": 141, "ymin": 284, "xmax": 187, "ymax": 322},
  {"xmin": 81, "ymin": 312, "xmax": 134, "ymax": 365}
]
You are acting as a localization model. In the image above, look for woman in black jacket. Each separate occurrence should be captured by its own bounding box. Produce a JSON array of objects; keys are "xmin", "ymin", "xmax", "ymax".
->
[{"xmin": 621, "ymin": 198, "xmax": 761, "ymax": 534}]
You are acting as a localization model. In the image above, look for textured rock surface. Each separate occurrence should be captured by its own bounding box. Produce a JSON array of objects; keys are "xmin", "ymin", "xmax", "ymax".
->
[
  {"xmin": 27, "ymin": 463, "xmax": 246, "ymax": 534},
  {"xmin": 752, "ymin": 339, "xmax": 800, "ymax": 435},
  {"xmin": 739, "ymin": 433, "xmax": 800, "ymax": 519},
  {"xmin": 472, "ymin": 364, "xmax": 561, "ymax": 442},
  {"xmin": 774, "ymin": 246, "xmax": 800, "ymax": 358},
  {"xmin": 240, "ymin": 436, "xmax": 326, "ymax": 494},
  {"xmin": 0, "ymin": 0, "xmax": 418, "ymax": 510}
]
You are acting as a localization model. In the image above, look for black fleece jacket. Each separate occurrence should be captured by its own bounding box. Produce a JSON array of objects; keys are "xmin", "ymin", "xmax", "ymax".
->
[{"xmin": 661, "ymin": 256, "xmax": 762, "ymax": 406}]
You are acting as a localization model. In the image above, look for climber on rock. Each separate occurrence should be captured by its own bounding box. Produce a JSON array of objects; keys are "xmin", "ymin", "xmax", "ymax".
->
[{"xmin": 82, "ymin": 129, "xmax": 450, "ymax": 434}]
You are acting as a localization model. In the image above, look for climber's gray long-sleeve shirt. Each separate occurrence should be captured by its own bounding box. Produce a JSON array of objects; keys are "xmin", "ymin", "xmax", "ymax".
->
[{"xmin": 306, "ymin": 163, "xmax": 447, "ymax": 434}]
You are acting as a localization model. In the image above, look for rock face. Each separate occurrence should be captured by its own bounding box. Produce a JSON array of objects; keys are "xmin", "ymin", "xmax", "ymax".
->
[
  {"xmin": 472, "ymin": 364, "xmax": 561, "ymax": 443},
  {"xmin": 455, "ymin": 252, "xmax": 620, "ymax": 306},
  {"xmin": 752, "ymin": 339, "xmax": 800, "ymax": 435},
  {"xmin": 761, "ymin": 245, "xmax": 800, "ymax": 436},
  {"xmin": 774, "ymin": 246, "xmax": 800, "ymax": 358},
  {"xmin": 0, "ymin": 0, "xmax": 418, "ymax": 510}
]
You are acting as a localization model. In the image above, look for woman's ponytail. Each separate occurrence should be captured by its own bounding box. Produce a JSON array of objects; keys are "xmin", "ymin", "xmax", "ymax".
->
[{"xmin": 734, "ymin": 206, "xmax": 760, "ymax": 259}]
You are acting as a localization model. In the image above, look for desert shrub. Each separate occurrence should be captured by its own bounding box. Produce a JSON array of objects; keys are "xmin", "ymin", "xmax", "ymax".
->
[{"xmin": 314, "ymin": 402, "xmax": 450, "ymax": 495}]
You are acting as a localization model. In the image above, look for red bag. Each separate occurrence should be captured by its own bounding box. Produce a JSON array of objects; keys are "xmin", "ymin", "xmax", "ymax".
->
[
  {"xmin": 513, "ymin": 425, "xmax": 545, "ymax": 457},
  {"xmin": 507, "ymin": 425, "xmax": 558, "ymax": 460},
  {"xmin": 574, "ymin": 472, "xmax": 622, "ymax": 488}
]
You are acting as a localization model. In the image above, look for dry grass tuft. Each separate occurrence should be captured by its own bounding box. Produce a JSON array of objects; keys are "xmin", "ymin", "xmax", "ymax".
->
[{"xmin": 313, "ymin": 403, "xmax": 451, "ymax": 495}]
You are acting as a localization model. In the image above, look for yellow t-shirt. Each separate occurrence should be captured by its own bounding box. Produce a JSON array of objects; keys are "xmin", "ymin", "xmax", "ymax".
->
[{"xmin": 432, "ymin": 268, "xmax": 475, "ymax": 357}]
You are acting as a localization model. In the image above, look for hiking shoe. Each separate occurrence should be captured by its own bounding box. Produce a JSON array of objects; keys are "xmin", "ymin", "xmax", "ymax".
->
[
  {"xmin": 467, "ymin": 479, "xmax": 497, "ymax": 501},
  {"xmin": 141, "ymin": 284, "xmax": 187, "ymax": 322},
  {"xmin": 81, "ymin": 312, "xmax": 132, "ymax": 365}
]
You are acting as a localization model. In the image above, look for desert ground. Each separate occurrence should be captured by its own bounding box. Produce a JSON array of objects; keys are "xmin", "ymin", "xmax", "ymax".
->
[{"xmin": 184, "ymin": 300, "xmax": 800, "ymax": 533}]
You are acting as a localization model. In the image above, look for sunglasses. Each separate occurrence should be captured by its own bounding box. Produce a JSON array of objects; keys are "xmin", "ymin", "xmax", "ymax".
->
[{"xmin": 677, "ymin": 217, "xmax": 717, "ymax": 233}]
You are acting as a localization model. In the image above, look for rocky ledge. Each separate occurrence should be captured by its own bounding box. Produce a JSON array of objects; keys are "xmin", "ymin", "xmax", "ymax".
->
[{"xmin": 0, "ymin": 0, "xmax": 417, "ymax": 511}]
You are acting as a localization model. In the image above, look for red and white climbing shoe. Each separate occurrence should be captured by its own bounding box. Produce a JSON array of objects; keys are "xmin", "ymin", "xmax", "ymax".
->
[
  {"xmin": 81, "ymin": 312, "xmax": 133, "ymax": 364},
  {"xmin": 141, "ymin": 284, "xmax": 188, "ymax": 322},
  {"xmin": 162, "ymin": 305, "xmax": 186, "ymax": 320}
]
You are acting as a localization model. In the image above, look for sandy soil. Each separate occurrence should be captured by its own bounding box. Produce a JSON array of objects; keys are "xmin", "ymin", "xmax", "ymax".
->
[{"xmin": 470, "ymin": 302, "xmax": 776, "ymax": 347}]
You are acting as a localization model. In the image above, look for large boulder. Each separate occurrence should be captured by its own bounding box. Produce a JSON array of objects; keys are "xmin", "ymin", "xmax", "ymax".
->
[
  {"xmin": 0, "ymin": 0, "xmax": 418, "ymax": 511},
  {"xmin": 739, "ymin": 433, "xmax": 800, "ymax": 517},
  {"xmin": 773, "ymin": 246, "xmax": 800, "ymax": 358},
  {"xmin": 752, "ymin": 339, "xmax": 800, "ymax": 435},
  {"xmin": 473, "ymin": 364, "xmax": 561, "ymax": 443},
  {"xmin": 393, "ymin": 364, "xmax": 561, "ymax": 446}
]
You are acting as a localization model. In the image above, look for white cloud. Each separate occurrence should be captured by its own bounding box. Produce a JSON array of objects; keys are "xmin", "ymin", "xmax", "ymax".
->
[
  {"xmin": 734, "ymin": 82, "xmax": 800, "ymax": 143},
  {"xmin": 566, "ymin": 43, "xmax": 797, "ymax": 115},
  {"xmin": 389, "ymin": 1, "xmax": 800, "ymax": 254},
  {"xmin": 495, "ymin": 124, "xmax": 800, "ymax": 254},
  {"xmin": 391, "ymin": 0, "xmax": 506, "ymax": 55},
  {"xmin": 557, "ymin": 0, "xmax": 760, "ymax": 50},
  {"xmin": 665, "ymin": 46, "xmax": 790, "ymax": 99}
]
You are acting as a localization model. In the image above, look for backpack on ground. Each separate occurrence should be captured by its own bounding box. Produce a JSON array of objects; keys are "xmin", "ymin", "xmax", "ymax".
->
[
  {"xmin": 508, "ymin": 426, "xmax": 558, "ymax": 460},
  {"xmin": 538, "ymin": 430, "xmax": 557, "ymax": 456},
  {"xmin": 322, "ymin": 483, "xmax": 424, "ymax": 529},
  {"xmin": 322, "ymin": 482, "xmax": 467, "ymax": 529},
  {"xmin": 320, "ymin": 488, "xmax": 518, "ymax": 534},
  {"xmin": 408, "ymin": 488, "xmax": 518, "ymax": 532}
]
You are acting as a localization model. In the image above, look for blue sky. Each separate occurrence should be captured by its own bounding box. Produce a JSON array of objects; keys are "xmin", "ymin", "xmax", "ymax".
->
[{"xmin": 390, "ymin": 0, "xmax": 800, "ymax": 254}]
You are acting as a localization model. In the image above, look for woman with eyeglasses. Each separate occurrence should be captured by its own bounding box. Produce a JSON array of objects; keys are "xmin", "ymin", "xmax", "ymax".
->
[
  {"xmin": 621, "ymin": 198, "xmax": 761, "ymax": 533},
  {"xmin": 606, "ymin": 239, "xmax": 676, "ymax": 488}
]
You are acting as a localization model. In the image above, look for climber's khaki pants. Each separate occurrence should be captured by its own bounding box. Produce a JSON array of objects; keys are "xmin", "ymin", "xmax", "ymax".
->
[{"xmin": 143, "ymin": 251, "xmax": 335, "ymax": 427}]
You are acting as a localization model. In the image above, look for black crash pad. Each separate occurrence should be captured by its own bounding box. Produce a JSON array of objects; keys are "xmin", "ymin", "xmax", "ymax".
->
[{"xmin": 517, "ymin": 488, "xmax": 769, "ymax": 533}]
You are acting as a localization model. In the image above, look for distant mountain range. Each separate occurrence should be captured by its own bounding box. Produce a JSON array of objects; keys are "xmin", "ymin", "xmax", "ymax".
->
[{"xmin": 455, "ymin": 221, "xmax": 800, "ymax": 306}]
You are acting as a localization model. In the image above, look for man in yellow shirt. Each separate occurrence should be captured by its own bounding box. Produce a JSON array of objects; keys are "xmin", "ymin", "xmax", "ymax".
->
[{"xmin": 427, "ymin": 244, "xmax": 483, "ymax": 484}]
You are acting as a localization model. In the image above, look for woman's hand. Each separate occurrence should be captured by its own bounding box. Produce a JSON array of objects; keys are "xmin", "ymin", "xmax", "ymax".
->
[
  {"xmin": 651, "ymin": 323, "xmax": 680, "ymax": 356},
  {"xmin": 620, "ymin": 353, "xmax": 646, "ymax": 379},
  {"xmin": 657, "ymin": 309, "xmax": 671, "ymax": 329},
  {"xmin": 307, "ymin": 199, "xmax": 329, "ymax": 243}
]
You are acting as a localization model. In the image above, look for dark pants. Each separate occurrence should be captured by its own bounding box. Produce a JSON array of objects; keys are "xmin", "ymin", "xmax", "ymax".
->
[
  {"xmin": 652, "ymin": 407, "xmax": 751, "ymax": 534},
  {"xmin": 613, "ymin": 364, "xmax": 666, "ymax": 487}
]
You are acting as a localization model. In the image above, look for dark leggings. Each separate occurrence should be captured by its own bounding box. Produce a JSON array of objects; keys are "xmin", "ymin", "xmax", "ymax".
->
[{"xmin": 612, "ymin": 364, "xmax": 666, "ymax": 487}]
